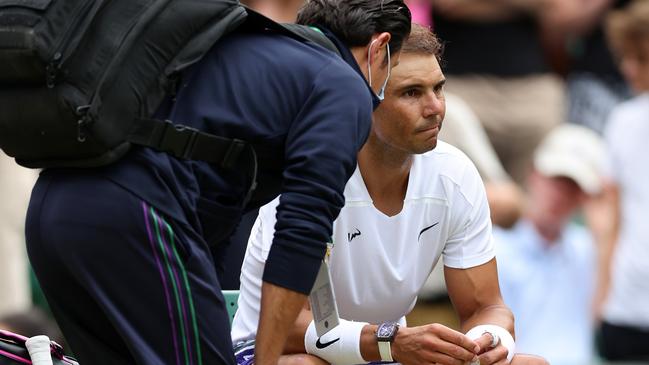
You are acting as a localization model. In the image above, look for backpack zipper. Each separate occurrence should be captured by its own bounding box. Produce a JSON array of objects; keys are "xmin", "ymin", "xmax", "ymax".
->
[
  {"xmin": 75, "ymin": 105, "xmax": 91, "ymax": 142},
  {"xmin": 83, "ymin": 1, "xmax": 168, "ymax": 123},
  {"xmin": 45, "ymin": 51, "xmax": 61, "ymax": 88},
  {"xmin": 72, "ymin": 0, "xmax": 163, "ymax": 143},
  {"xmin": 45, "ymin": 0, "xmax": 105, "ymax": 88}
]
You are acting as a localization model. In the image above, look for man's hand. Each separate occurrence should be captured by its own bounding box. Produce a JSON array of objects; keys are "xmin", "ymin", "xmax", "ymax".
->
[
  {"xmin": 391, "ymin": 323, "xmax": 480, "ymax": 365},
  {"xmin": 473, "ymin": 332, "xmax": 510, "ymax": 365}
]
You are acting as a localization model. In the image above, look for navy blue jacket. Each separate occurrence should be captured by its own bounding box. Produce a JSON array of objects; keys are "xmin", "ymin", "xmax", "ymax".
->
[{"xmin": 100, "ymin": 30, "xmax": 374, "ymax": 294}]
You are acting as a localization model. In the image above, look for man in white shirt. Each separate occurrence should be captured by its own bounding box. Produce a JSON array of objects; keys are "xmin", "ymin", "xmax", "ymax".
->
[
  {"xmin": 232, "ymin": 24, "xmax": 546, "ymax": 365},
  {"xmin": 597, "ymin": 2, "xmax": 649, "ymax": 360}
]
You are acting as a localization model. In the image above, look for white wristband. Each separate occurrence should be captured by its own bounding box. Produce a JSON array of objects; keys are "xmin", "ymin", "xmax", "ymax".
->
[
  {"xmin": 466, "ymin": 324, "xmax": 515, "ymax": 363},
  {"xmin": 304, "ymin": 318, "xmax": 369, "ymax": 365}
]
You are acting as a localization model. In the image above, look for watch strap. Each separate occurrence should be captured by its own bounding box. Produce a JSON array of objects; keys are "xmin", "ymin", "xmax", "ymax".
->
[
  {"xmin": 376, "ymin": 322, "xmax": 399, "ymax": 362},
  {"xmin": 377, "ymin": 340, "xmax": 394, "ymax": 362}
]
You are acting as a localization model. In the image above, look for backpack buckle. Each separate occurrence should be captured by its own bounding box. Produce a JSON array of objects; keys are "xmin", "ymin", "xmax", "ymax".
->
[
  {"xmin": 221, "ymin": 139, "xmax": 246, "ymax": 169},
  {"xmin": 159, "ymin": 120, "xmax": 199, "ymax": 159}
]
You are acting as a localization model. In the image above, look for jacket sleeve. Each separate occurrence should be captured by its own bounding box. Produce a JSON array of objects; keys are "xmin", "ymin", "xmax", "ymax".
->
[{"xmin": 262, "ymin": 60, "xmax": 373, "ymax": 294}]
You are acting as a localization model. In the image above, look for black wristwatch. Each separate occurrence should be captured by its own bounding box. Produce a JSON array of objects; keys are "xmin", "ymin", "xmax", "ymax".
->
[{"xmin": 376, "ymin": 322, "xmax": 399, "ymax": 362}]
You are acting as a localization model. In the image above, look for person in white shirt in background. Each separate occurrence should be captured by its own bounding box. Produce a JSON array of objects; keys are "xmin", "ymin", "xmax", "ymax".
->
[
  {"xmin": 596, "ymin": 1, "xmax": 649, "ymax": 361},
  {"xmin": 494, "ymin": 124, "xmax": 609, "ymax": 365},
  {"xmin": 231, "ymin": 24, "xmax": 547, "ymax": 365}
]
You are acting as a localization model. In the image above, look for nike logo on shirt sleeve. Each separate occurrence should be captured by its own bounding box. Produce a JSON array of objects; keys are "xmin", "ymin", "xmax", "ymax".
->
[
  {"xmin": 315, "ymin": 337, "xmax": 340, "ymax": 349},
  {"xmin": 418, "ymin": 222, "xmax": 439, "ymax": 241}
]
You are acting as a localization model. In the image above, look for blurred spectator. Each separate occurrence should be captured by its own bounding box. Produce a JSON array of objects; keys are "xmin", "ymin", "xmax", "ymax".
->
[
  {"xmin": 564, "ymin": 0, "xmax": 632, "ymax": 134},
  {"xmin": 432, "ymin": 0, "xmax": 566, "ymax": 184},
  {"xmin": 494, "ymin": 124, "xmax": 608, "ymax": 365},
  {"xmin": 0, "ymin": 307, "xmax": 64, "ymax": 346},
  {"xmin": 240, "ymin": 0, "xmax": 304, "ymax": 22},
  {"xmin": 535, "ymin": 0, "xmax": 632, "ymax": 133},
  {"xmin": 0, "ymin": 152, "xmax": 37, "ymax": 317},
  {"xmin": 596, "ymin": 1, "xmax": 649, "ymax": 361},
  {"xmin": 440, "ymin": 93, "xmax": 523, "ymax": 229}
]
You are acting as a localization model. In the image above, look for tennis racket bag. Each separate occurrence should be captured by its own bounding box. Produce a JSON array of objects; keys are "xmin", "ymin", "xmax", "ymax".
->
[{"xmin": 0, "ymin": 330, "xmax": 78, "ymax": 365}]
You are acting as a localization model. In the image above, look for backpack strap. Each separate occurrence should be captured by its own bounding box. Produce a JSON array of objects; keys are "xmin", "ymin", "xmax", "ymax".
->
[
  {"xmin": 128, "ymin": 118, "xmax": 259, "ymax": 204},
  {"xmin": 129, "ymin": 118, "xmax": 248, "ymax": 169},
  {"xmin": 127, "ymin": 7, "xmax": 341, "ymax": 168},
  {"xmin": 127, "ymin": 9, "xmax": 343, "ymax": 204},
  {"xmin": 277, "ymin": 23, "xmax": 341, "ymax": 56}
]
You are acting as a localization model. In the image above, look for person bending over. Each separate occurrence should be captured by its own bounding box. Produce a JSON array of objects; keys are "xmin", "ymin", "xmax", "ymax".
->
[{"xmin": 25, "ymin": 1, "xmax": 411, "ymax": 364}]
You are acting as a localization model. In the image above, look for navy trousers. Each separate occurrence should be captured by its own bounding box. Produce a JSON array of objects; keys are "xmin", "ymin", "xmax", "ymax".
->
[{"xmin": 26, "ymin": 172, "xmax": 236, "ymax": 365}]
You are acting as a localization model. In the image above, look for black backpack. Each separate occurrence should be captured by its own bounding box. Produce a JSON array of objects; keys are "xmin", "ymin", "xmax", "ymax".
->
[{"xmin": 0, "ymin": 0, "xmax": 339, "ymax": 169}]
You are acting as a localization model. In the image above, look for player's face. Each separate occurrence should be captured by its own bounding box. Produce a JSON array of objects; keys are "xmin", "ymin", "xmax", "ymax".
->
[{"xmin": 372, "ymin": 53, "xmax": 446, "ymax": 155}]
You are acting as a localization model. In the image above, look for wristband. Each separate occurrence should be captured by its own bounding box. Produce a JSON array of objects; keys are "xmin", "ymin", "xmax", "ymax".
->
[
  {"xmin": 466, "ymin": 324, "xmax": 515, "ymax": 363},
  {"xmin": 304, "ymin": 318, "xmax": 369, "ymax": 365}
]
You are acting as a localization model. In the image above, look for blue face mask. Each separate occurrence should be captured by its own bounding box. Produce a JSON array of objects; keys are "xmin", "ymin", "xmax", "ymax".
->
[{"xmin": 367, "ymin": 40, "xmax": 391, "ymax": 101}]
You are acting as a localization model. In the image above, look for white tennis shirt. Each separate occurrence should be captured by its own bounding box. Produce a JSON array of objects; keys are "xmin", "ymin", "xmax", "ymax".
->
[
  {"xmin": 603, "ymin": 94, "xmax": 649, "ymax": 328},
  {"xmin": 231, "ymin": 142, "xmax": 495, "ymax": 343}
]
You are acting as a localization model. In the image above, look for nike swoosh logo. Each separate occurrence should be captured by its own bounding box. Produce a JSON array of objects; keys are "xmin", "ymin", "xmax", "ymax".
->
[
  {"xmin": 315, "ymin": 337, "xmax": 340, "ymax": 349},
  {"xmin": 418, "ymin": 222, "xmax": 440, "ymax": 240}
]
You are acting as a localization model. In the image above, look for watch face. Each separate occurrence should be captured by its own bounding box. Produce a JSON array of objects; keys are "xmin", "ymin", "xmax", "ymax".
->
[{"xmin": 377, "ymin": 322, "xmax": 398, "ymax": 340}]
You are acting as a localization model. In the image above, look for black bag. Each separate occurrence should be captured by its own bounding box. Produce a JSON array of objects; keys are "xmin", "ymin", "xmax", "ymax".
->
[
  {"xmin": 0, "ymin": 329, "xmax": 78, "ymax": 365},
  {"xmin": 0, "ymin": 0, "xmax": 339, "ymax": 169}
]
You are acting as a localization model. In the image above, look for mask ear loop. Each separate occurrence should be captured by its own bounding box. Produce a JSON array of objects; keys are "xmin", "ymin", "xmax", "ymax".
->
[
  {"xmin": 367, "ymin": 39, "xmax": 377, "ymax": 88},
  {"xmin": 367, "ymin": 39, "xmax": 391, "ymax": 100},
  {"xmin": 377, "ymin": 42, "xmax": 391, "ymax": 100}
]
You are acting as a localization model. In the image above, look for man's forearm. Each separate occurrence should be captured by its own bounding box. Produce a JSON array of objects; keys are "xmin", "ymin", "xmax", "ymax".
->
[
  {"xmin": 283, "ymin": 304, "xmax": 315, "ymax": 354},
  {"xmin": 359, "ymin": 324, "xmax": 381, "ymax": 361},
  {"xmin": 255, "ymin": 282, "xmax": 309, "ymax": 365},
  {"xmin": 592, "ymin": 183, "xmax": 621, "ymax": 318},
  {"xmin": 445, "ymin": 261, "xmax": 515, "ymax": 336},
  {"xmin": 460, "ymin": 304, "xmax": 515, "ymax": 337}
]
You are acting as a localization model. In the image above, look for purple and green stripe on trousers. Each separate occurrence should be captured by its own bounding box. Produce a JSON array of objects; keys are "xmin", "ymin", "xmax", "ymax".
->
[{"xmin": 142, "ymin": 202, "xmax": 202, "ymax": 365}]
